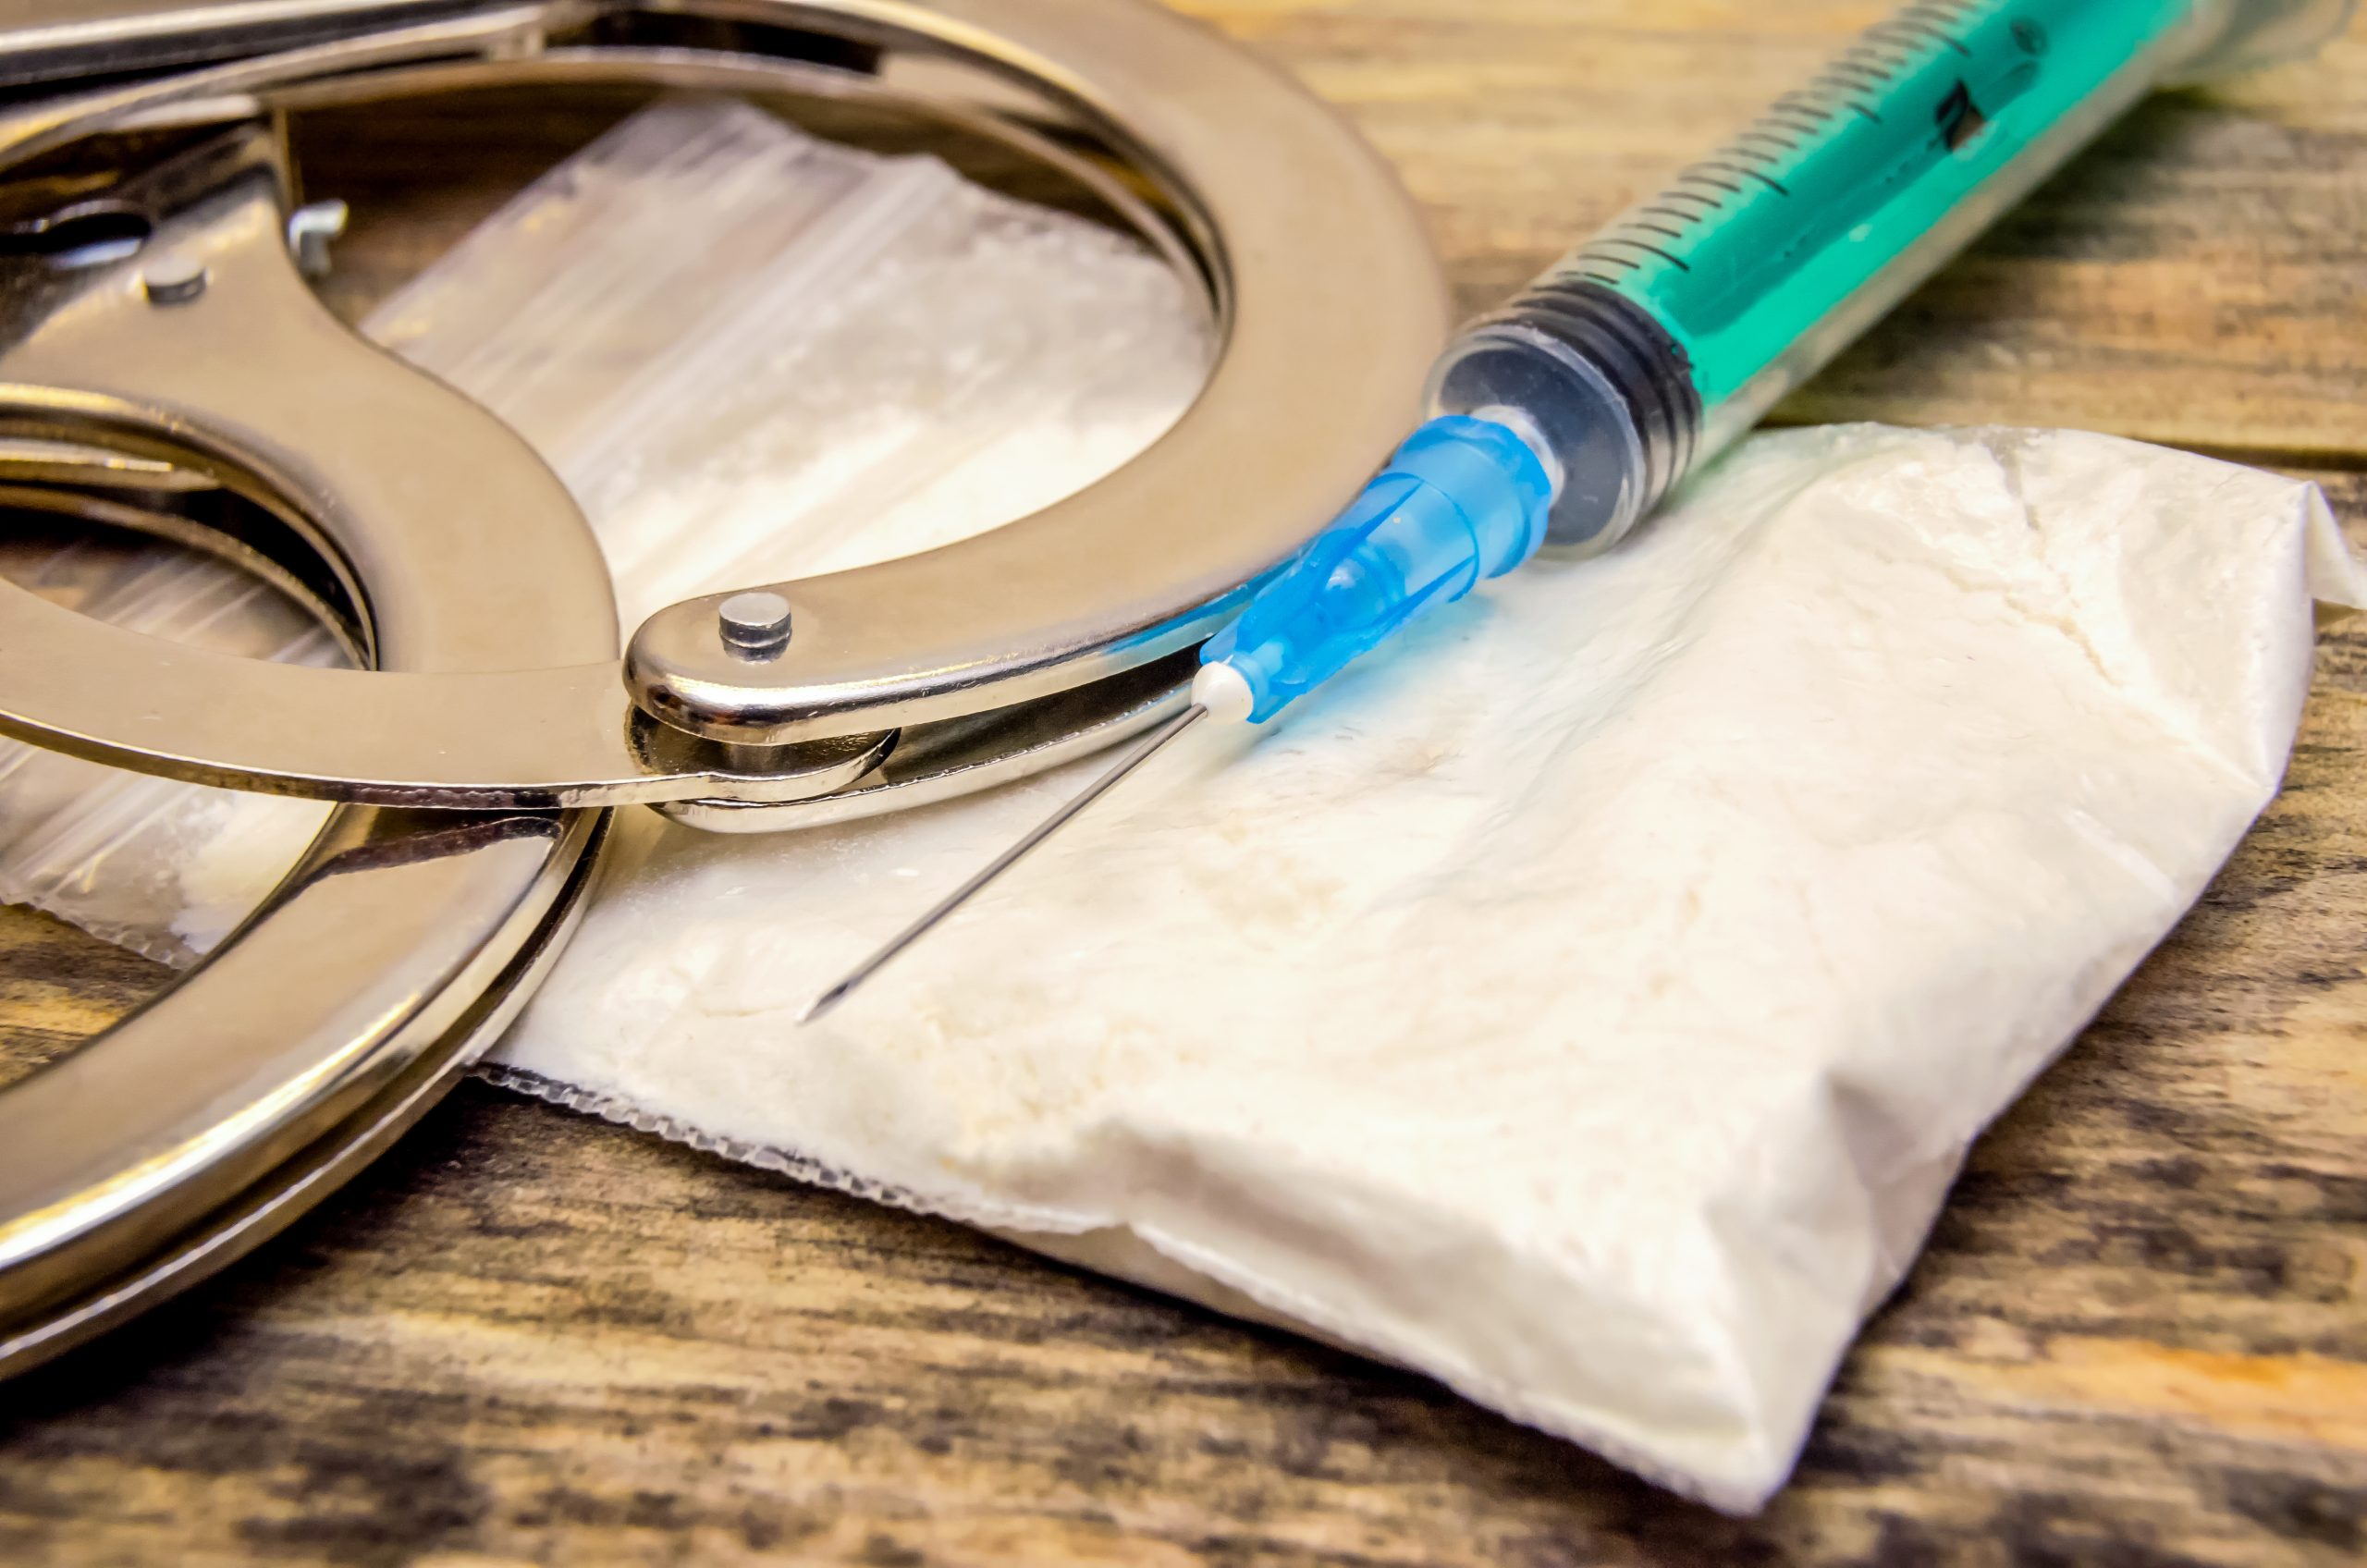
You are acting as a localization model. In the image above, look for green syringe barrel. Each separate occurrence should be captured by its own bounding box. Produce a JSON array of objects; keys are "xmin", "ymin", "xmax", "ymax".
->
[{"xmin": 1425, "ymin": 0, "xmax": 2354, "ymax": 553}]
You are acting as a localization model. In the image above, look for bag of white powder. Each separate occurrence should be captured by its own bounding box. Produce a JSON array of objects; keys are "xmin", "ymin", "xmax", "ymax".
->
[
  {"xmin": 495, "ymin": 420, "xmax": 2358, "ymax": 1511},
  {"xmin": 4, "ymin": 96, "xmax": 2355, "ymax": 1512}
]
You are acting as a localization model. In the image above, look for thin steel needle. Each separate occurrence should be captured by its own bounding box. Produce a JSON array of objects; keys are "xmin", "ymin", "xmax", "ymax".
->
[{"xmin": 800, "ymin": 703, "xmax": 1212, "ymax": 1023}]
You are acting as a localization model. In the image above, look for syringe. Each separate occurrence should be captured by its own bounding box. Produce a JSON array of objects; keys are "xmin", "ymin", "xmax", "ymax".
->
[{"xmin": 803, "ymin": 0, "xmax": 2353, "ymax": 1023}]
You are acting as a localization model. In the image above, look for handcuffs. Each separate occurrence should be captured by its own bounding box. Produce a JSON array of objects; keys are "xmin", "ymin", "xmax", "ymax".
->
[{"xmin": 0, "ymin": 0, "xmax": 1446, "ymax": 1374}]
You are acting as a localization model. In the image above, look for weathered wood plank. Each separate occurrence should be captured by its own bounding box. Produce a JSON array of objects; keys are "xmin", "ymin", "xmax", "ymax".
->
[
  {"xmin": 0, "ymin": 909, "xmax": 156, "ymax": 1092},
  {"xmin": 3, "ymin": 4, "xmax": 2365, "ymax": 1563},
  {"xmin": 1187, "ymin": 0, "xmax": 2367, "ymax": 460}
]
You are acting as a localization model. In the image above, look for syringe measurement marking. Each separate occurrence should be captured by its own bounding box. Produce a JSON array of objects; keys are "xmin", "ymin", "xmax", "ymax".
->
[
  {"xmin": 1875, "ymin": 16, "xmax": 1970, "ymax": 55},
  {"xmin": 1631, "ymin": 0, "xmax": 2010, "ymax": 271},
  {"xmin": 1701, "ymin": 158, "xmax": 1787, "ymax": 194},
  {"xmin": 1898, "ymin": 0, "xmax": 1981, "ymax": 35},
  {"xmin": 1816, "ymin": 92, "xmax": 1883, "ymax": 124},
  {"xmin": 1585, "ymin": 0, "xmax": 2028, "ymax": 313},
  {"xmin": 1821, "ymin": 61, "xmax": 1893, "ymax": 91},
  {"xmin": 1594, "ymin": 236, "xmax": 1691, "ymax": 270},
  {"xmin": 1919, "ymin": 0, "xmax": 1980, "ymax": 55}
]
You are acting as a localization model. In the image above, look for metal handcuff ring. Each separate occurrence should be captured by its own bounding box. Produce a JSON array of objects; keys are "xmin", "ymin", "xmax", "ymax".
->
[
  {"xmin": 0, "ymin": 0, "xmax": 1452, "ymax": 830},
  {"xmin": 0, "ymin": 0, "xmax": 1447, "ymax": 1372}
]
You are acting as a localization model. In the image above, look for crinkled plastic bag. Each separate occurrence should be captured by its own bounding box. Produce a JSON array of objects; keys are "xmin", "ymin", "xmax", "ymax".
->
[
  {"xmin": 0, "ymin": 543, "xmax": 336, "ymax": 965},
  {"xmin": 0, "ymin": 95, "xmax": 1206, "ymax": 957},
  {"xmin": 6, "ymin": 91, "xmax": 2356, "ymax": 1513},
  {"xmin": 493, "ymin": 423, "xmax": 2360, "ymax": 1511}
]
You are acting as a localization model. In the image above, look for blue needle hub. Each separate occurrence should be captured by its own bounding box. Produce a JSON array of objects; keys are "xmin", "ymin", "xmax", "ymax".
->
[{"xmin": 1197, "ymin": 414, "xmax": 1555, "ymax": 723}]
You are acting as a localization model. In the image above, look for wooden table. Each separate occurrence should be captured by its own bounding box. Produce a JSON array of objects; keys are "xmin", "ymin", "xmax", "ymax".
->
[{"xmin": 5, "ymin": 3, "xmax": 2366, "ymax": 1562}]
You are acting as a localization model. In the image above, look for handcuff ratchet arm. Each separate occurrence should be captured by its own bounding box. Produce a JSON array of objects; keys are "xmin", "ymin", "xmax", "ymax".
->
[{"xmin": 0, "ymin": 0, "xmax": 1450, "ymax": 826}]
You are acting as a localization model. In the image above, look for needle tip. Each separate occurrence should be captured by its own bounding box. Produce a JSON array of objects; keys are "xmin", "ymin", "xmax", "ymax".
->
[
  {"xmin": 795, "ymin": 702, "xmax": 1212, "ymax": 1029},
  {"xmin": 797, "ymin": 982, "xmax": 850, "ymax": 1026}
]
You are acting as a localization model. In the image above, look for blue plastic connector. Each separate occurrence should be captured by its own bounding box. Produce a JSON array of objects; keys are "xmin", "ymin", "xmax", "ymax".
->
[{"xmin": 1198, "ymin": 414, "xmax": 1556, "ymax": 722}]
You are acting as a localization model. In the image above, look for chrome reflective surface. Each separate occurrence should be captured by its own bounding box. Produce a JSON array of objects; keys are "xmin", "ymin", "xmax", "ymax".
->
[
  {"xmin": 0, "ymin": 103, "xmax": 617, "ymax": 1374},
  {"xmin": 655, "ymin": 649, "xmax": 1199, "ymax": 833},
  {"xmin": 0, "ymin": 0, "xmax": 1444, "ymax": 1366},
  {"xmin": 0, "ymin": 805, "xmax": 607, "ymax": 1375},
  {"xmin": 618, "ymin": 0, "xmax": 1450, "ymax": 745},
  {"xmin": 0, "ymin": 1, "xmax": 497, "ymax": 90},
  {"xmin": 0, "ymin": 0, "xmax": 1449, "ymax": 824},
  {"xmin": 0, "ymin": 119, "xmax": 615, "ymax": 677}
]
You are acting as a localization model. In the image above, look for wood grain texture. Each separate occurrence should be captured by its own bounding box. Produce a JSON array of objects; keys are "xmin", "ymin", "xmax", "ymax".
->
[
  {"xmin": 4, "ymin": 3, "xmax": 2367, "ymax": 1563},
  {"xmin": 1200, "ymin": 0, "xmax": 2367, "ymax": 460}
]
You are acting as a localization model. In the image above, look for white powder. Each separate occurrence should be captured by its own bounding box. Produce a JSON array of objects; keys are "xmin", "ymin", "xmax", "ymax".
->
[
  {"xmin": 498, "ymin": 423, "xmax": 2359, "ymax": 1510},
  {"xmin": 9, "ymin": 97, "xmax": 2353, "ymax": 1510}
]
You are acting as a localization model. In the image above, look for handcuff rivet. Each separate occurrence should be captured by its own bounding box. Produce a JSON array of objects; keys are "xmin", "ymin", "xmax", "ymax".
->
[
  {"xmin": 717, "ymin": 590, "xmax": 793, "ymax": 657},
  {"xmin": 287, "ymin": 200, "xmax": 350, "ymax": 277},
  {"xmin": 141, "ymin": 251, "xmax": 209, "ymax": 304}
]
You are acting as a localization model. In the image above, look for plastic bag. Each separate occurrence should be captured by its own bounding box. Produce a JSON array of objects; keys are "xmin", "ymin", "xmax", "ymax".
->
[
  {"xmin": 0, "ymin": 94, "xmax": 1207, "ymax": 959},
  {"xmin": 494, "ymin": 425, "xmax": 2359, "ymax": 1510},
  {"xmin": 0, "ymin": 542, "xmax": 336, "ymax": 965}
]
